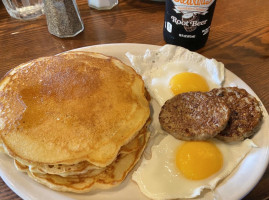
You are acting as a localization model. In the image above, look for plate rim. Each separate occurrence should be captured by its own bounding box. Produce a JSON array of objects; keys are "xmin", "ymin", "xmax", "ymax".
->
[{"xmin": 0, "ymin": 43, "xmax": 268, "ymax": 200}]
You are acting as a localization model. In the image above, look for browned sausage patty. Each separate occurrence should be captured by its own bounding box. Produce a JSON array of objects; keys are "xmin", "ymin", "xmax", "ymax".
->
[
  {"xmin": 207, "ymin": 87, "xmax": 263, "ymax": 142},
  {"xmin": 159, "ymin": 92, "xmax": 230, "ymax": 141}
]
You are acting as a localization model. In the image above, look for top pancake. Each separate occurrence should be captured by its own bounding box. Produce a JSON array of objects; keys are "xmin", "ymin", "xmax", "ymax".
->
[{"xmin": 0, "ymin": 51, "xmax": 150, "ymax": 167}]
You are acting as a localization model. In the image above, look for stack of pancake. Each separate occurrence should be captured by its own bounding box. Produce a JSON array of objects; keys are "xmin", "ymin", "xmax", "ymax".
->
[{"xmin": 0, "ymin": 51, "xmax": 150, "ymax": 193}]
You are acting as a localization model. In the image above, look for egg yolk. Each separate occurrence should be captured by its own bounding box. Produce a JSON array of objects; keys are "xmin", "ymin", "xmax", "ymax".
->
[
  {"xmin": 175, "ymin": 141, "xmax": 223, "ymax": 180},
  {"xmin": 169, "ymin": 72, "xmax": 209, "ymax": 95}
]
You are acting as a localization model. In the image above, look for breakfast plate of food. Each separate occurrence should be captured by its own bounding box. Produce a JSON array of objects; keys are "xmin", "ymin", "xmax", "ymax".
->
[{"xmin": 0, "ymin": 43, "xmax": 268, "ymax": 200}]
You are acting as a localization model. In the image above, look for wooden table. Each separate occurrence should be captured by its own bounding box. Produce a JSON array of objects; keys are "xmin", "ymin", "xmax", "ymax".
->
[{"xmin": 0, "ymin": 0, "xmax": 268, "ymax": 199}]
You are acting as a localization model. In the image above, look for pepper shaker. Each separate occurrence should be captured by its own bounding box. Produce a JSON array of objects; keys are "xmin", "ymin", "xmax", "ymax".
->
[{"xmin": 44, "ymin": 0, "xmax": 84, "ymax": 38}]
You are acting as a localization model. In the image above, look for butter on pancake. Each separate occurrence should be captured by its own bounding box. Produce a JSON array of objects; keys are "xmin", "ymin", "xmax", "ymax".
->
[{"xmin": 0, "ymin": 51, "xmax": 150, "ymax": 169}]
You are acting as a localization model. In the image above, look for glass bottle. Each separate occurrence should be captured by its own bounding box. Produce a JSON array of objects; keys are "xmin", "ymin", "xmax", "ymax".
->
[{"xmin": 163, "ymin": 0, "xmax": 217, "ymax": 51}]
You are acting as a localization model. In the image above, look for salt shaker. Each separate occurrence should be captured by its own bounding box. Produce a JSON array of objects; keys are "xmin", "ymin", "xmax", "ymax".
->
[
  {"xmin": 44, "ymin": 0, "xmax": 84, "ymax": 38},
  {"xmin": 88, "ymin": 0, "xmax": 118, "ymax": 10}
]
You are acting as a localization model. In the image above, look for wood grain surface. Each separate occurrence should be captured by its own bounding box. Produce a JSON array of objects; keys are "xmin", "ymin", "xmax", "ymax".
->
[{"xmin": 0, "ymin": 0, "xmax": 269, "ymax": 199}]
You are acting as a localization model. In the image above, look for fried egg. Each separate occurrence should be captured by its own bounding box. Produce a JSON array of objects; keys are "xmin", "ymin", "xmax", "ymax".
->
[
  {"xmin": 126, "ymin": 45, "xmax": 225, "ymax": 106},
  {"xmin": 127, "ymin": 45, "xmax": 254, "ymax": 199},
  {"xmin": 132, "ymin": 135, "xmax": 256, "ymax": 199}
]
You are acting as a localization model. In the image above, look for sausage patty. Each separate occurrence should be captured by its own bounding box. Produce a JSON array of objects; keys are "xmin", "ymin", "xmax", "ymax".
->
[
  {"xmin": 159, "ymin": 92, "xmax": 230, "ymax": 141},
  {"xmin": 207, "ymin": 87, "xmax": 263, "ymax": 142}
]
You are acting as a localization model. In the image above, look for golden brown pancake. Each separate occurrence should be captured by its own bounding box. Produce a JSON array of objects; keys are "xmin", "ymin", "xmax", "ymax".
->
[
  {"xmin": 14, "ymin": 125, "xmax": 148, "ymax": 177},
  {"xmin": 0, "ymin": 51, "xmax": 150, "ymax": 167},
  {"xmin": 14, "ymin": 123, "xmax": 150, "ymax": 193},
  {"xmin": 0, "ymin": 143, "xmax": 3, "ymax": 152},
  {"xmin": 17, "ymin": 160, "xmax": 104, "ymax": 177}
]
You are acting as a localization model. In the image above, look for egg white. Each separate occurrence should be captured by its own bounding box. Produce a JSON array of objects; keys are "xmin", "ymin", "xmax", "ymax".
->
[
  {"xmin": 132, "ymin": 134, "xmax": 256, "ymax": 200},
  {"xmin": 127, "ymin": 45, "xmax": 255, "ymax": 200},
  {"xmin": 126, "ymin": 45, "xmax": 225, "ymax": 106}
]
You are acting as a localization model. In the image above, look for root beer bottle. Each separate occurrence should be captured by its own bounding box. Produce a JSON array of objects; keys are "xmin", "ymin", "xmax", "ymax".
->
[{"xmin": 163, "ymin": 0, "xmax": 217, "ymax": 51}]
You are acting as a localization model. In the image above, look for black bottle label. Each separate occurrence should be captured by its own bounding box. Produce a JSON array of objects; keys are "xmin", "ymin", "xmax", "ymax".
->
[{"xmin": 163, "ymin": 0, "xmax": 217, "ymax": 51}]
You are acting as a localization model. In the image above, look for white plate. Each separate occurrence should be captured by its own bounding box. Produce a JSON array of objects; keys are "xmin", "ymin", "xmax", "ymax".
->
[{"xmin": 0, "ymin": 43, "xmax": 268, "ymax": 200}]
